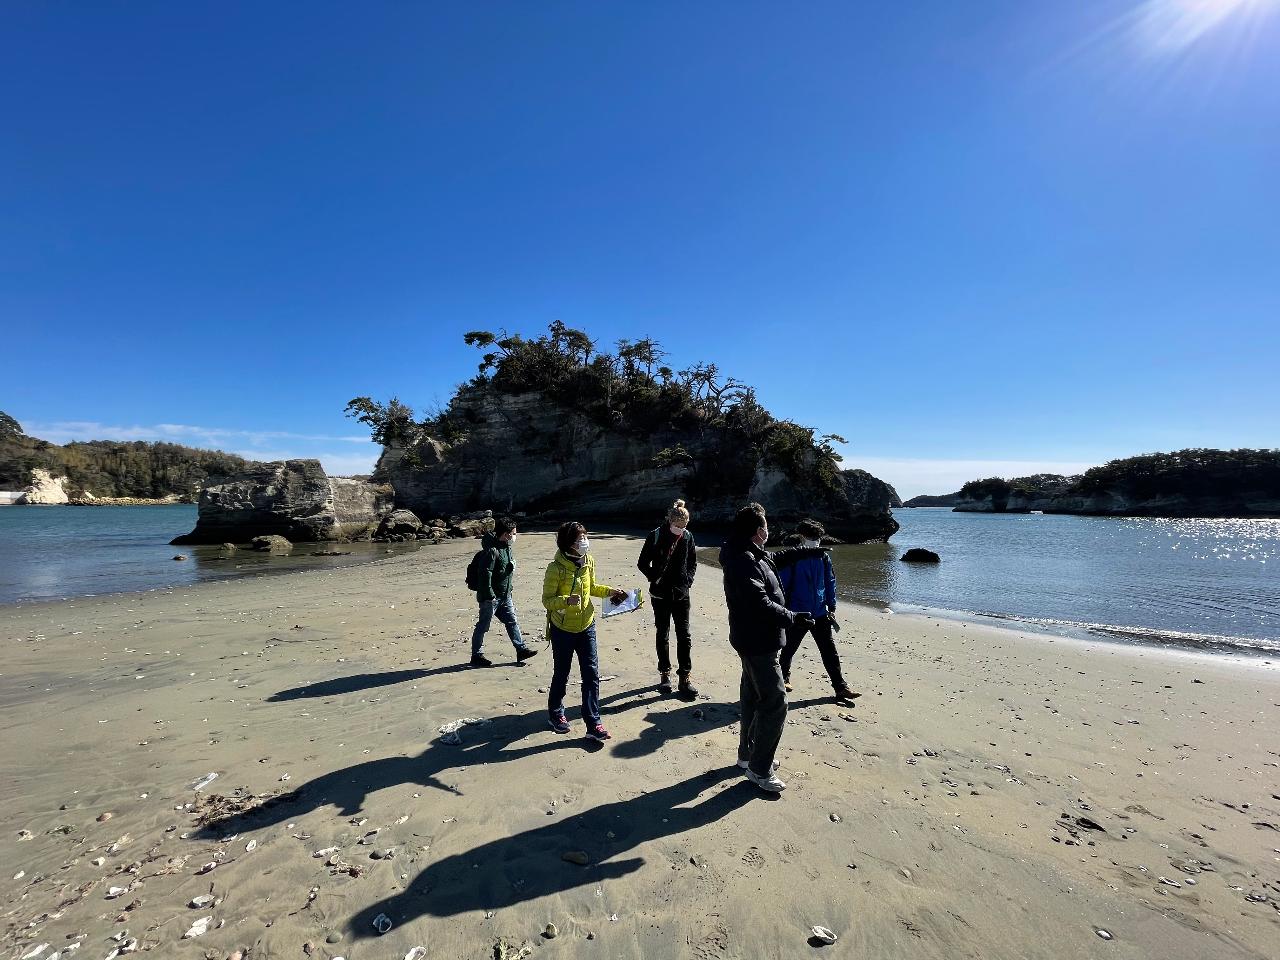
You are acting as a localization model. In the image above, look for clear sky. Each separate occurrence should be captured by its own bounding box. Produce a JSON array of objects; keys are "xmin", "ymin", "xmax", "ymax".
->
[{"xmin": 3, "ymin": 1, "xmax": 1277, "ymax": 499}]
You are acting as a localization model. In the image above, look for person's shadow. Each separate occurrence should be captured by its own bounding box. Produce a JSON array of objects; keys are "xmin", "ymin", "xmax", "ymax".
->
[
  {"xmin": 197, "ymin": 685, "xmax": 666, "ymax": 839},
  {"xmin": 347, "ymin": 765, "xmax": 759, "ymax": 934},
  {"xmin": 266, "ymin": 663, "xmax": 523, "ymax": 702},
  {"xmin": 610, "ymin": 701, "xmax": 738, "ymax": 760}
]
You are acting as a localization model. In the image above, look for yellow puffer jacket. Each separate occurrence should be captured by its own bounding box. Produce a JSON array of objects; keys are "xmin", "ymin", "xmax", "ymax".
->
[{"xmin": 542, "ymin": 551, "xmax": 617, "ymax": 633}]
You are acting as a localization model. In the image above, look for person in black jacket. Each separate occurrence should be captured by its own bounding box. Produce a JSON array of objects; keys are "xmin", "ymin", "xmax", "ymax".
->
[
  {"xmin": 637, "ymin": 498, "xmax": 699, "ymax": 697},
  {"xmin": 720, "ymin": 503, "xmax": 821, "ymax": 793}
]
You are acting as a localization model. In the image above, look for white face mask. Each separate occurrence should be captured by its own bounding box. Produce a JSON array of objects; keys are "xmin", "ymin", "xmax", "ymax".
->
[
  {"xmin": 669, "ymin": 523, "xmax": 686, "ymax": 537},
  {"xmin": 574, "ymin": 536, "xmax": 590, "ymax": 556},
  {"xmin": 800, "ymin": 538, "xmax": 821, "ymax": 548}
]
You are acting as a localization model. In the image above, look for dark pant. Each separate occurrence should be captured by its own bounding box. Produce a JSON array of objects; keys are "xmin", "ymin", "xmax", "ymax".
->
[
  {"xmin": 548, "ymin": 622, "xmax": 601, "ymax": 726},
  {"xmin": 780, "ymin": 616, "xmax": 846, "ymax": 689},
  {"xmin": 652, "ymin": 596, "xmax": 692, "ymax": 676},
  {"xmin": 471, "ymin": 596, "xmax": 526, "ymax": 655},
  {"xmin": 738, "ymin": 652, "xmax": 788, "ymax": 777}
]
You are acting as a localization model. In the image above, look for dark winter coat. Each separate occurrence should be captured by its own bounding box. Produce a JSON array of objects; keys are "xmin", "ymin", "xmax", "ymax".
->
[
  {"xmin": 636, "ymin": 526, "xmax": 697, "ymax": 601},
  {"xmin": 477, "ymin": 532, "xmax": 515, "ymax": 601},
  {"xmin": 719, "ymin": 538, "xmax": 824, "ymax": 656}
]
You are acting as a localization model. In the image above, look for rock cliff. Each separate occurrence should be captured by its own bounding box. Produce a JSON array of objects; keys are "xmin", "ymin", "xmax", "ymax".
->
[
  {"xmin": 378, "ymin": 385, "xmax": 899, "ymax": 542},
  {"xmin": 171, "ymin": 459, "xmax": 394, "ymax": 544},
  {"xmin": 17, "ymin": 468, "xmax": 71, "ymax": 505}
]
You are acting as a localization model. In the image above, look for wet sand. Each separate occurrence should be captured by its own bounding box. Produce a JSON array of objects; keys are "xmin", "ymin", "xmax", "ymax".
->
[{"xmin": 2, "ymin": 532, "xmax": 1278, "ymax": 960}]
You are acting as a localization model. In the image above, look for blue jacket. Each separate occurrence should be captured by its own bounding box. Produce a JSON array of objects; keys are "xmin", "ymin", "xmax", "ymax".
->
[{"xmin": 779, "ymin": 553, "xmax": 837, "ymax": 618}]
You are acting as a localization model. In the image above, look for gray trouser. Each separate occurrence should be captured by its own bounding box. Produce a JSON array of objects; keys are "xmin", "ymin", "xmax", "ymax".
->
[{"xmin": 738, "ymin": 652, "xmax": 788, "ymax": 777}]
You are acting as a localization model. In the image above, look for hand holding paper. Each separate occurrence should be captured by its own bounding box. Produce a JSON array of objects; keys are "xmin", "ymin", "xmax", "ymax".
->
[{"xmin": 602, "ymin": 586, "xmax": 646, "ymax": 618}]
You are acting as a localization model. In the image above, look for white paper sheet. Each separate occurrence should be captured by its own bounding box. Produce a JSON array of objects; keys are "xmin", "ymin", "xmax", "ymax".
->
[{"xmin": 602, "ymin": 586, "xmax": 645, "ymax": 618}]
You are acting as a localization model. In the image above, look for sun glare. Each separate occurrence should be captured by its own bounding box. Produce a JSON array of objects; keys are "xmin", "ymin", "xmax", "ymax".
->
[{"xmin": 1135, "ymin": 0, "xmax": 1280, "ymax": 54}]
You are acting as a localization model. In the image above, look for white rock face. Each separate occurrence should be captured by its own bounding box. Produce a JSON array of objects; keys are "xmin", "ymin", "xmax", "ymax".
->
[{"xmin": 18, "ymin": 468, "xmax": 71, "ymax": 505}]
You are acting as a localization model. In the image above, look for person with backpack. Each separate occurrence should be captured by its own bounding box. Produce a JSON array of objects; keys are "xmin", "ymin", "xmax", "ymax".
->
[
  {"xmin": 467, "ymin": 516, "xmax": 538, "ymax": 668},
  {"xmin": 636, "ymin": 498, "xmax": 699, "ymax": 697},
  {"xmin": 542, "ymin": 521, "xmax": 628, "ymax": 741},
  {"xmin": 778, "ymin": 519, "xmax": 858, "ymax": 703}
]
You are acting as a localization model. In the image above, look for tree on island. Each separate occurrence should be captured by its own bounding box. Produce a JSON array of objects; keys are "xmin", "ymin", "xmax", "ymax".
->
[{"xmin": 345, "ymin": 322, "xmax": 852, "ymax": 504}]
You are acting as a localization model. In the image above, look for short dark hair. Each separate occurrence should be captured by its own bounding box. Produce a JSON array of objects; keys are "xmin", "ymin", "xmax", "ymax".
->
[
  {"xmin": 556, "ymin": 521, "xmax": 586, "ymax": 553},
  {"xmin": 495, "ymin": 516, "xmax": 517, "ymax": 536},
  {"xmin": 732, "ymin": 504, "xmax": 767, "ymax": 539},
  {"xmin": 796, "ymin": 518, "xmax": 825, "ymax": 540}
]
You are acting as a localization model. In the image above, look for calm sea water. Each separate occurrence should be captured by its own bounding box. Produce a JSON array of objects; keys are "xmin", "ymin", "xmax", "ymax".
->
[
  {"xmin": 3, "ymin": 505, "xmax": 1277, "ymax": 658},
  {"xmin": 833, "ymin": 508, "xmax": 1280, "ymax": 657},
  {"xmin": 0, "ymin": 505, "xmax": 403, "ymax": 604}
]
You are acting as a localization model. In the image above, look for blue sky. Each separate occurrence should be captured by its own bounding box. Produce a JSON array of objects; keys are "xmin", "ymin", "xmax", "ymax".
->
[{"xmin": 3, "ymin": 1, "xmax": 1277, "ymax": 498}]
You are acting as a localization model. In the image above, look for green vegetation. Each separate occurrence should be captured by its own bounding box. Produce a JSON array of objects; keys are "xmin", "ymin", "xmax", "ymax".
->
[
  {"xmin": 346, "ymin": 322, "xmax": 850, "ymax": 500},
  {"xmin": 0, "ymin": 413, "xmax": 251, "ymax": 500},
  {"xmin": 951, "ymin": 450, "xmax": 1279, "ymax": 512},
  {"xmin": 1073, "ymin": 449, "xmax": 1280, "ymax": 499}
]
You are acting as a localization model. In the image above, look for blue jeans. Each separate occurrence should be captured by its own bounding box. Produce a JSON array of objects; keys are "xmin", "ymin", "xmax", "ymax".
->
[
  {"xmin": 471, "ymin": 596, "xmax": 526, "ymax": 656},
  {"xmin": 547, "ymin": 622, "xmax": 600, "ymax": 726}
]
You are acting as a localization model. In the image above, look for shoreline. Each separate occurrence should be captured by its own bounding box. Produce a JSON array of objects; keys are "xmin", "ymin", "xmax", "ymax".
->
[{"xmin": 2, "ymin": 532, "xmax": 1278, "ymax": 960}]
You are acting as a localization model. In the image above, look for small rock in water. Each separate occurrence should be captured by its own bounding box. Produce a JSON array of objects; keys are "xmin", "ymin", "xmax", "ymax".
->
[
  {"xmin": 562, "ymin": 850, "xmax": 589, "ymax": 865},
  {"xmin": 543, "ymin": 923, "xmax": 559, "ymax": 939}
]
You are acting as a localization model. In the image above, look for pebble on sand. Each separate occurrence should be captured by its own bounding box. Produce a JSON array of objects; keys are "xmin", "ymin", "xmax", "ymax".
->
[
  {"xmin": 811, "ymin": 925, "xmax": 838, "ymax": 944},
  {"xmin": 543, "ymin": 923, "xmax": 559, "ymax": 939}
]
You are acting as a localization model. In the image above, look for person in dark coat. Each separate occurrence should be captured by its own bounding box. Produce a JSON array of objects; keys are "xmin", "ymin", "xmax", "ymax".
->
[
  {"xmin": 779, "ymin": 518, "xmax": 858, "ymax": 703},
  {"xmin": 470, "ymin": 516, "xmax": 538, "ymax": 668},
  {"xmin": 719, "ymin": 503, "xmax": 823, "ymax": 793},
  {"xmin": 636, "ymin": 498, "xmax": 699, "ymax": 697}
]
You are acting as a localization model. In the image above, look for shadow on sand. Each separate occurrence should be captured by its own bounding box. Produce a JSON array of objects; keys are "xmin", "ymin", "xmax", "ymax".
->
[
  {"xmin": 347, "ymin": 765, "xmax": 761, "ymax": 933},
  {"xmin": 266, "ymin": 662, "xmax": 527, "ymax": 702},
  {"xmin": 199, "ymin": 684, "xmax": 715, "ymax": 837}
]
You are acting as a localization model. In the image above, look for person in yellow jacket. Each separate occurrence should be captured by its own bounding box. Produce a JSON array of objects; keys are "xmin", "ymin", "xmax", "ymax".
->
[{"xmin": 542, "ymin": 521, "xmax": 627, "ymax": 741}]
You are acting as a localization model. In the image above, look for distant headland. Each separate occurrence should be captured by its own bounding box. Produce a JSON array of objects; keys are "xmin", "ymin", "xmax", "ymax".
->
[
  {"xmin": 902, "ymin": 449, "xmax": 1280, "ymax": 518},
  {"xmin": 0, "ymin": 411, "xmax": 250, "ymax": 505}
]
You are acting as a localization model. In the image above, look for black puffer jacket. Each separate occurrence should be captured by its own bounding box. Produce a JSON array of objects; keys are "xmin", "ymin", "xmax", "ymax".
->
[{"xmin": 719, "ymin": 538, "xmax": 822, "ymax": 656}]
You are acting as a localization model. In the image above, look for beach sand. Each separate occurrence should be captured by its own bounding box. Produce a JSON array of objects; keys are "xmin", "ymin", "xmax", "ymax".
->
[{"xmin": 2, "ymin": 532, "xmax": 1277, "ymax": 960}]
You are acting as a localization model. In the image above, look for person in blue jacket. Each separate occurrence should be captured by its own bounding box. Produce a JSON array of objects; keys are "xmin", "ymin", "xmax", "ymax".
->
[{"xmin": 778, "ymin": 519, "xmax": 859, "ymax": 703}]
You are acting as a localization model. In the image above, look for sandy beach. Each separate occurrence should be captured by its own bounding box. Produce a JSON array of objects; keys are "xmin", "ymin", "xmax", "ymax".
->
[{"xmin": 2, "ymin": 531, "xmax": 1278, "ymax": 960}]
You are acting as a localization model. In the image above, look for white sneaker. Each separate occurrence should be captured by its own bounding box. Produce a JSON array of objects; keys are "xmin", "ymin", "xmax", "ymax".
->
[
  {"xmin": 745, "ymin": 768, "xmax": 786, "ymax": 792},
  {"xmin": 737, "ymin": 758, "xmax": 780, "ymax": 772}
]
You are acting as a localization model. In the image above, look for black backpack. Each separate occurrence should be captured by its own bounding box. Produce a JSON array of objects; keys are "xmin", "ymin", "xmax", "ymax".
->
[{"xmin": 464, "ymin": 547, "xmax": 493, "ymax": 592}]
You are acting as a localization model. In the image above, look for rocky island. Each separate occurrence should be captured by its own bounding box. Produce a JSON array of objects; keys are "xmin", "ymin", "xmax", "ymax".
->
[
  {"xmin": 355, "ymin": 324, "xmax": 900, "ymax": 542},
  {"xmin": 904, "ymin": 449, "xmax": 1280, "ymax": 517},
  {"xmin": 172, "ymin": 324, "xmax": 900, "ymax": 544}
]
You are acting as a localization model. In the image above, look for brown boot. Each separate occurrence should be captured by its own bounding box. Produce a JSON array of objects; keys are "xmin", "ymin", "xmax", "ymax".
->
[{"xmin": 677, "ymin": 674, "xmax": 699, "ymax": 698}]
